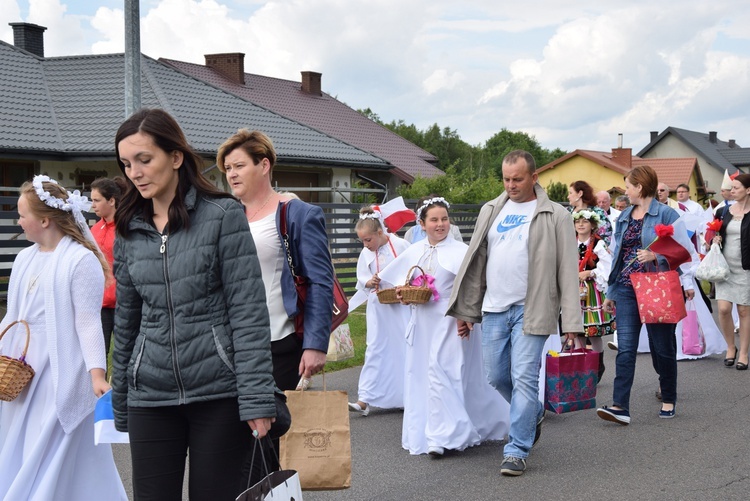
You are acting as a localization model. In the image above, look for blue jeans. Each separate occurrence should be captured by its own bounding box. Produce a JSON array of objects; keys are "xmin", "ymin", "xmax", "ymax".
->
[
  {"xmin": 612, "ymin": 287, "xmax": 677, "ymax": 410},
  {"xmin": 482, "ymin": 307, "xmax": 549, "ymax": 459}
]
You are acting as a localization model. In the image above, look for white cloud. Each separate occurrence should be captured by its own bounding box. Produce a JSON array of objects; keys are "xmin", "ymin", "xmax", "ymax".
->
[
  {"xmin": 422, "ymin": 69, "xmax": 465, "ymax": 95},
  {"xmin": 0, "ymin": 1, "xmax": 22, "ymax": 43},
  {"xmin": 4, "ymin": 0, "xmax": 750, "ymax": 152}
]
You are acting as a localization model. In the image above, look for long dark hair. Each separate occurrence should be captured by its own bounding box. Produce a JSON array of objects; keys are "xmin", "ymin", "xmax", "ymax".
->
[
  {"xmin": 91, "ymin": 176, "xmax": 128, "ymax": 208},
  {"xmin": 570, "ymin": 180, "xmax": 597, "ymax": 207},
  {"xmin": 114, "ymin": 109, "xmax": 233, "ymax": 236}
]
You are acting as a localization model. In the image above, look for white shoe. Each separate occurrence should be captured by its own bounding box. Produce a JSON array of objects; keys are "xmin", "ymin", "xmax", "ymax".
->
[
  {"xmin": 607, "ymin": 341, "xmax": 618, "ymax": 351},
  {"xmin": 348, "ymin": 402, "xmax": 370, "ymax": 416},
  {"xmin": 428, "ymin": 446, "xmax": 444, "ymax": 457}
]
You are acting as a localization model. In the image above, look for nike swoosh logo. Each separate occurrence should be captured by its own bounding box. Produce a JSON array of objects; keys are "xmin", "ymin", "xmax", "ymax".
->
[{"xmin": 497, "ymin": 216, "xmax": 529, "ymax": 233}]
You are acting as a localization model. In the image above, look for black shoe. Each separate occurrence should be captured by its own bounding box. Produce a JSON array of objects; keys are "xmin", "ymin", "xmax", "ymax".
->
[
  {"xmin": 500, "ymin": 456, "xmax": 527, "ymax": 476},
  {"xmin": 725, "ymin": 346, "xmax": 738, "ymax": 367},
  {"xmin": 533, "ymin": 412, "xmax": 545, "ymax": 445},
  {"xmin": 655, "ymin": 388, "xmax": 662, "ymax": 401},
  {"xmin": 737, "ymin": 362, "xmax": 748, "ymax": 371}
]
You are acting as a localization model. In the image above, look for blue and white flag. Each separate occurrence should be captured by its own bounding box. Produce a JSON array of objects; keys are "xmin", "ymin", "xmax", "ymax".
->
[{"xmin": 94, "ymin": 390, "xmax": 129, "ymax": 445}]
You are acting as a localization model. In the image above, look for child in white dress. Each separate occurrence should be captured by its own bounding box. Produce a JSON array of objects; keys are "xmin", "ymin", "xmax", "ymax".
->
[
  {"xmin": 379, "ymin": 196, "xmax": 509, "ymax": 456},
  {"xmin": 0, "ymin": 177, "xmax": 127, "ymax": 500},
  {"xmin": 348, "ymin": 207, "xmax": 410, "ymax": 416}
]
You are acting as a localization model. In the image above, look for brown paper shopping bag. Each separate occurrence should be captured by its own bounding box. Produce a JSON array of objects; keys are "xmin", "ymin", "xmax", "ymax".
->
[{"xmin": 280, "ymin": 382, "xmax": 351, "ymax": 490}]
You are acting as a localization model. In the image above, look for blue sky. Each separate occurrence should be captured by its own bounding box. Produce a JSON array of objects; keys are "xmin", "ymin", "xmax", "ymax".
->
[{"xmin": 3, "ymin": 0, "xmax": 750, "ymax": 154}]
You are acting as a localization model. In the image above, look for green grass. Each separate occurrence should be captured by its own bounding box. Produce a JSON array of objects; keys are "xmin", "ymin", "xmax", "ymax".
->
[{"xmin": 325, "ymin": 304, "xmax": 366, "ymax": 372}]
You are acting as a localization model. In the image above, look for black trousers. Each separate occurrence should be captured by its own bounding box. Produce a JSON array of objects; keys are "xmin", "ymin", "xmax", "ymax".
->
[
  {"xmin": 243, "ymin": 333, "xmax": 304, "ymax": 486},
  {"xmin": 101, "ymin": 307, "xmax": 114, "ymax": 361},
  {"xmin": 129, "ymin": 398, "xmax": 252, "ymax": 501}
]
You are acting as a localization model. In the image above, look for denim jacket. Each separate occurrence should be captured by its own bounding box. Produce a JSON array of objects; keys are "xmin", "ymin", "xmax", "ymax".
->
[
  {"xmin": 275, "ymin": 199, "xmax": 334, "ymax": 353},
  {"xmin": 607, "ymin": 198, "xmax": 695, "ymax": 302}
]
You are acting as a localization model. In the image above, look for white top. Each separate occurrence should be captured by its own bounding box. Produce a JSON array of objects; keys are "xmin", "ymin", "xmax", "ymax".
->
[
  {"xmin": 483, "ymin": 199, "xmax": 537, "ymax": 312},
  {"xmin": 249, "ymin": 213, "xmax": 295, "ymax": 342},
  {"xmin": 681, "ymin": 199, "xmax": 704, "ymax": 215}
]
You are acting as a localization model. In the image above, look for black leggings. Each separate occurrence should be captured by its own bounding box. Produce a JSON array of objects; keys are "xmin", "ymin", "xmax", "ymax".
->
[{"xmin": 129, "ymin": 398, "xmax": 252, "ymax": 501}]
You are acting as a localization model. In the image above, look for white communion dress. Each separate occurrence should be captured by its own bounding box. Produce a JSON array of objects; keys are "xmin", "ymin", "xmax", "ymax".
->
[
  {"xmin": 354, "ymin": 236, "xmax": 411, "ymax": 409},
  {"xmin": 379, "ymin": 237, "xmax": 510, "ymax": 455},
  {"xmin": 0, "ymin": 246, "xmax": 127, "ymax": 500}
]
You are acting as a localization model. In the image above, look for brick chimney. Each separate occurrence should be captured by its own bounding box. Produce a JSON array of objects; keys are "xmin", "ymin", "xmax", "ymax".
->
[
  {"xmin": 204, "ymin": 53, "xmax": 245, "ymax": 85},
  {"xmin": 650, "ymin": 131, "xmax": 659, "ymax": 142},
  {"xmin": 611, "ymin": 147, "xmax": 633, "ymax": 168},
  {"xmin": 729, "ymin": 139, "xmax": 736, "ymax": 148},
  {"xmin": 301, "ymin": 71, "xmax": 322, "ymax": 96},
  {"xmin": 9, "ymin": 22, "xmax": 47, "ymax": 57},
  {"xmin": 708, "ymin": 131, "xmax": 717, "ymax": 143}
]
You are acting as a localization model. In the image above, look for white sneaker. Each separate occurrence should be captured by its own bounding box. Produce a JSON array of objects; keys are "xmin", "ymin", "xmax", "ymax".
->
[{"xmin": 428, "ymin": 446, "xmax": 444, "ymax": 457}]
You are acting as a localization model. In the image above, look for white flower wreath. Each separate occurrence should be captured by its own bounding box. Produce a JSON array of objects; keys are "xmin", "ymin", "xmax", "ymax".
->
[
  {"xmin": 32, "ymin": 175, "xmax": 92, "ymax": 214},
  {"xmin": 572, "ymin": 209, "xmax": 601, "ymax": 224},
  {"xmin": 416, "ymin": 197, "xmax": 450, "ymax": 221}
]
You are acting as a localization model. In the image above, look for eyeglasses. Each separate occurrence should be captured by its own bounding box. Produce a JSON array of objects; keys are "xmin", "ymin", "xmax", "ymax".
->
[
  {"xmin": 658, "ymin": 189, "xmax": 667, "ymax": 192},
  {"xmin": 677, "ymin": 190, "xmax": 689, "ymax": 194}
]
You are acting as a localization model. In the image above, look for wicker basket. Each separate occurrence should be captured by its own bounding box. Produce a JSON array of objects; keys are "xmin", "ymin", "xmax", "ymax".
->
[
  {"xmin": 376, "ymin": 287, "xmax": 399, "ymax": 304},
  {"xmin": 0, "ymin": 320, "xmax": 35, "ymax": 402},
  {"xmin": 398, "ymin": 265, "xmax": 433, "ymax": 305}
]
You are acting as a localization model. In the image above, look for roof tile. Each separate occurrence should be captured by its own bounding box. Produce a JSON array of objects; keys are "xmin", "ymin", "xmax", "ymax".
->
[{"xmin": 161, "ymin": 58, "xmax": 442, "ymax": 182}]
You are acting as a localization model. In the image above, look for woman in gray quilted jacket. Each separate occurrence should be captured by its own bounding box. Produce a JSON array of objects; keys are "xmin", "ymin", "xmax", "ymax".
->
[{"xmin": 112, "ymin": 108, "xmax": 276, "ymax": 500}]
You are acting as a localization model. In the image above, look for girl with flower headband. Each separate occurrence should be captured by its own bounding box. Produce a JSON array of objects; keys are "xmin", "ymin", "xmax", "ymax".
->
[
  {"xmin": 347, "ymin": 206, "xmax": 411, "ymax": 416},
  {"xmin": 0, "ymin": 177, "xmax": 127, "ymax": 499},
  {"xmin": 572, "ymin": 210, "xmax": 615, "ymax": 378},
  {"xmin": 567, "ymin": 180, "xmax": 613, "ymax": 246},
  {"xmin": 378, "ymin": 195, "xmax": 509, "ymax": 457}
]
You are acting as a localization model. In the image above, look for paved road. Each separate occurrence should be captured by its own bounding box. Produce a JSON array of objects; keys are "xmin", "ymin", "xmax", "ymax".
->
[{"xmin": 113, "ymin": 307, "xmax": 750, "ymax": 500}]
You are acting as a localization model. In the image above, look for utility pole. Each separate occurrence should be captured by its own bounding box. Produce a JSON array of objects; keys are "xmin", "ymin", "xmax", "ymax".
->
[{"xmin": 124, "ymin": 0, "xmax": 141, "ymax": 117}]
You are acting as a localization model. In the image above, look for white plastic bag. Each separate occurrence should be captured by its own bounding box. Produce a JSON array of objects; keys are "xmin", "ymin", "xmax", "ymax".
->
[{"xmin": 695, "ymin": 244, "xmax": 730, "ymax": 282}]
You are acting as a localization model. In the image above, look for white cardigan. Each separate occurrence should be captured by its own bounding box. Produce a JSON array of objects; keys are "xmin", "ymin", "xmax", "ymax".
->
[{"xmin": 1, "ymin": 236, "xmax": 106, "ymax": 433}]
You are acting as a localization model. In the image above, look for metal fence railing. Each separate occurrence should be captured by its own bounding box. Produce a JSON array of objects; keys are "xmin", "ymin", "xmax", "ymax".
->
[{"xmin": 0, "ymin": 196, "xmax": 483, "ymax": 297}]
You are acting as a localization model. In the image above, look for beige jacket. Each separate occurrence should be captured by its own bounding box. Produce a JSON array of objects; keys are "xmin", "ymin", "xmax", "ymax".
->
[{"xmin": 446, "ymin": 184, "xmax": 583, "ymax": 335}]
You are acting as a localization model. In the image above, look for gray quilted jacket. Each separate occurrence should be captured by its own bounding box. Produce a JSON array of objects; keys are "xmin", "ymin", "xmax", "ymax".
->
[{"xmin": 112, "ymin": 187, "xmax": 275, "ymax": 431}]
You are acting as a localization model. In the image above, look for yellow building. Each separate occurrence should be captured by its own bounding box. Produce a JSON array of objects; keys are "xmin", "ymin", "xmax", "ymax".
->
[{"xmin": 537, "ymin": 148, "xmax": 709, "ymax": 201}]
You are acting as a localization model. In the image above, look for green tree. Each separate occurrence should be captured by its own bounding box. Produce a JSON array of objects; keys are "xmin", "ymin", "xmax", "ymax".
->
[
  {"xmin": 484, "ymin": 129, "xmax": 564, "ymax": 178},
  {"xmin": 356, "ymin": 109, "xmax": 567, "ymax": 181},
  {"xmin": 545, "ymin": 181, "xmax": 569, "ymax": 203},
  {"xmin": 397, "ymin": 167, "xmax": 503, "ymax": 204}
]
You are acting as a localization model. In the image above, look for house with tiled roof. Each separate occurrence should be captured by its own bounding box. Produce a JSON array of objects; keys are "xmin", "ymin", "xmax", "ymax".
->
[
  {"xmin": 537, "ymin": 146, "xmax": 708, "ymax": 202},
  {"xmin": 638, "ymin": 127, "xmax": 750, "ymax": 201},
  {"xmin": 0, "ymin": 23, "xmax": 390, "ymax": 202},
  {"xmin": 159, "ymin": 52, "xmax": 443, "ymax": 189}
]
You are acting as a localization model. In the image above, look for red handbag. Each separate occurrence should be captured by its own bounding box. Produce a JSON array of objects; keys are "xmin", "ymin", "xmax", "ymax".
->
[
  {"xmin": 630, "ymin": 271, "xmax": 686, "ymax": 324},
  {"xmin": 280, "ymin": 201, "xmax": 349, "ymax": 337}
]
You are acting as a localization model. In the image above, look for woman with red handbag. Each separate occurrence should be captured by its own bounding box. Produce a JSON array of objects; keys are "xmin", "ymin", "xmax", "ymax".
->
[
  {"xmin": 218, "ymin": 129, "xmax": 334, "ymax": 391},
  {"xmin": 218, "ymin": 129, "xmax": 335, "ymax": 485},
  {"xmin": 597, "ymin": 165, "xmax": 694, "ymax": 425}
]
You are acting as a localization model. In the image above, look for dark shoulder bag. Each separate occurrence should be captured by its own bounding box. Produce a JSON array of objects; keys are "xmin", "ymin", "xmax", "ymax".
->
[{"xmin": 279, "ymin": 201, "xmax": 348, "ymax": 337}]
